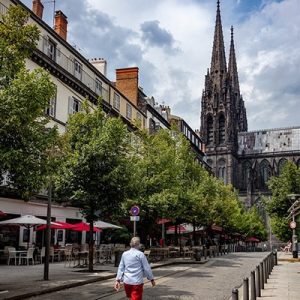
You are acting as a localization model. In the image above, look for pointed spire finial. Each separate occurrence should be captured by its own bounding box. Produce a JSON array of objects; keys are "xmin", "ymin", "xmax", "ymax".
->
[
  {"xmin": 231, "ymin": 26, "xmax": 234, "ymax": 40},
  {"xmin": 217, "ymin": 0, "xmax": 220, "ymax": 10}
]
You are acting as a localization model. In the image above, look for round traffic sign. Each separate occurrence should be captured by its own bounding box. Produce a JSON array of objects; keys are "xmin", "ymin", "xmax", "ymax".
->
[
  {"xmin": 130, "ymin": 205, "xmax": 140, "ymax": 216},
  {"xmin": 290, "ymin": 221, "xmax": 296, "ymax": 229}
]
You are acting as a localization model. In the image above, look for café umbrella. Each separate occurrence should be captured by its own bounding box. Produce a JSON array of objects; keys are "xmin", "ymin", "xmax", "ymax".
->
[
  {"xmin": 35, "ymin": 221, "xmax": 74, "ymax": 231},
  {"xmin": 71, "ymin": 222, "xmax": 102, "ymax": 232},
  {"xmin": 0, "ymin": 215, "xmax": 61, "ymax": 248},
  {"xmin": 93, "ymin": 220, "xmax": 122, "ymax": 229}
]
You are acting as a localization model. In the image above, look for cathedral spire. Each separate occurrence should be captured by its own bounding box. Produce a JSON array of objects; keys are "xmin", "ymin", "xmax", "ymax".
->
[
  {"xmin": 210, "ymin": 0, "xmax": 227, "ymax": 79},
  {"xmin": 228, "ymin": 26, "xmax": 240, "ymax": 94}
]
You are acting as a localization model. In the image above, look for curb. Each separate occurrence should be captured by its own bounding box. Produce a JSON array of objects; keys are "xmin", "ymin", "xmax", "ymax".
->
[
  {"xmin": 278, "ymin": 258, "xmax": 300, "ymax": 263},
  {"xmin": 2, "ymin": 259, "xmax": 209, "ymax": 300}
]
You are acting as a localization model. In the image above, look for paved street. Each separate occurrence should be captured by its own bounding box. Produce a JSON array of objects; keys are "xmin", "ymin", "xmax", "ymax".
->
[{"xmin": 29, "ymin": 252, "xmax": 266, "ymax": 300}]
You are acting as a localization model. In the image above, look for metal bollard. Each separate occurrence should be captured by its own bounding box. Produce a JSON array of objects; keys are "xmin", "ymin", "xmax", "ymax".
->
[
  {"xmin": 256, "ymin": 265, "xmax": 261, "ymax": 297},
  {"xmin": 266, "ymin": 257, "xmax": 270, "ymax": 280},
  {"xmin": 243, "ymin": 277, "xmax": 249, "ymax": 300},
  {"xmin": 260, "ymin": 261, "xmax": 264, "ymax": 289},
  {"xmin": 232, "ymin": 288, "xmax": 239, "ymax": 300},
  {"xmin": 263, "ymin": 259, "xmax": 267, "ymax": 283},
  {"xmin": 273, "ymin": 250, "xmax": 278, "ymax": 265},
  {"xmin": 250, "ymin": 270, "xmax": 256, "ymax": 300},
  {"xmin": 270, "ymin": 253, "xmax": 274, "ymax": 270}
]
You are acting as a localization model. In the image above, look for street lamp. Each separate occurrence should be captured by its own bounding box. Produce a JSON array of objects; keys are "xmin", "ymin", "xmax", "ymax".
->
[{"xmin": 287, "ymin": 194, "xmax": 300, "ymax": 259}]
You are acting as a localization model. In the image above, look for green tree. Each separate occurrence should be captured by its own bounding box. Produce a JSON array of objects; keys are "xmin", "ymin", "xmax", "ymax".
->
[
  {"xmin": 129, "ymin": 129, "xmax": 204, "ymax": 239},
  {"xmin": 265, "ymin": 161, "xmax": 300, "ymax": 241},
  {"xmin": 242, "ymin": 207, "xmax": 267, "ymax": 241},
  {"xmin": 0, "ymin": 5, "xmax": 58, "ymax": 199},
  {"xmin": 56, "ymin": 103, "xmax": 132, "ymax": 271}
]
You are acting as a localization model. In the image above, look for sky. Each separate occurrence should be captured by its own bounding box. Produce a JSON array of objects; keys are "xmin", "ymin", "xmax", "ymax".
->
[{"xmin": 21, "ymin": 0, "xmax": 300, "ymax": 132}]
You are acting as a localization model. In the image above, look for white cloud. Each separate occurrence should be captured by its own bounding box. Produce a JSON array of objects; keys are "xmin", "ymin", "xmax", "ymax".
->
[{"xmin": 21, "ymin": 0, "xmax": 300, "ymax": 131}]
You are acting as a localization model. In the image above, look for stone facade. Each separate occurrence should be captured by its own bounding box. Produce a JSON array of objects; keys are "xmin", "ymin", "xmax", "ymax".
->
[{"xmin": 200, "ymin": 1, "xmax": 300, "ymax": 208}]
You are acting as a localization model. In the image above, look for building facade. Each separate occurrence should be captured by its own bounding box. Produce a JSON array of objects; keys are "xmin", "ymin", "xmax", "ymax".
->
[
  {"xmin": 0, "ymin": 0, "xmax": 205, "ymax": 248},
  {"xmin": 0, "ymin": 0, "xmax": 147, "ymax": 247},
  {"xmin": 200, "ymin": 1, "xmax": 300, "ymax": 208}
]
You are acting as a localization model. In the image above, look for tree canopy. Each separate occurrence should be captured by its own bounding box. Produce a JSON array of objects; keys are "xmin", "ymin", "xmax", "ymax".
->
[
  {"xmin": 266, "ymin": 161, "xmax": 300, "ymax": 241},
  {"xmin": 0, "ymin": 5, "xmax": 58, "ymax": 199}
]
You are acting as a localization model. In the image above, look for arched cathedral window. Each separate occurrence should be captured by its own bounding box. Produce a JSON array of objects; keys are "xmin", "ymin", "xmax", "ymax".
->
[
  {"xmin": 218, "ymin": 114, "xmax": 225, "ymax": 144},
  {"xmin": 207, "ymin": 116, "xmax": 213, "ymax": 145},
  {"xmin": 259, "ymin": 160, "xmax": 271, "ymax": 189},
  {"xmin": 278, "ymin": 158, "xmax": 287, "ymax": 175},
  {"xmin": 242, "ymin": 161, "xmax": 251, "ymax": 190},
  {"xmin": 207, "ymin": 159, "xmax": 213, "ymax": 168},
  {"xmin": 217, "ymin": 159, "xmax": 226, "ymax": 184}
]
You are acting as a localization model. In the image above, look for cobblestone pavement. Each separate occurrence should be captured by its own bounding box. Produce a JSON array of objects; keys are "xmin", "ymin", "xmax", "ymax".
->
[{"xmin": 29, "ymin": 252, "xmax": 267, "ymax": 300}]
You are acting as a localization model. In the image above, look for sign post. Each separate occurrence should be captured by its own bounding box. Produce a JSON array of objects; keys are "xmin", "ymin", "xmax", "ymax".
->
[{"xmin": 130, "ymin": 206, "xmax": 140, "ymax": 237}]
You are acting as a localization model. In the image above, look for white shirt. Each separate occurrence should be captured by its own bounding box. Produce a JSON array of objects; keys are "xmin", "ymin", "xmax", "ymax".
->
[{"xmin": 116, "ymin": 248, "xmax": 154, "ymax": 285}]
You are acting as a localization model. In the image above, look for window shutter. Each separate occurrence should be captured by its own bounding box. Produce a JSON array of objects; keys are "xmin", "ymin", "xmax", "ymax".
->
[
  {"xmin": 43, "ymin": 35, "xmax": 48, "ymax": 55},
  {"xmin": 56, "ymin": 47, "xmax": 61, "ymax": 65},
  {"xmin": 68, "ymin": 96, "xmax": 74, "ymax": 115},
  {"xmin": 78, "ymin": 101, "xmax": 82, "ymax": 112}
]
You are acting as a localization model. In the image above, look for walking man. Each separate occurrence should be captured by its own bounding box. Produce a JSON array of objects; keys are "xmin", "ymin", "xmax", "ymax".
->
[{"xmin": 115, "ymin": 237, "xmax": 156, "ymax": 300}]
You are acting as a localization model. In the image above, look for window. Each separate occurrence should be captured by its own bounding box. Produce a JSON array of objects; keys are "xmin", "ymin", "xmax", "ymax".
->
[
  {"xmin": 136, "ymin": 112, "xmax": 142, "ymax": 122},
  {"xmin": 126, "ymin": 103, "xmax": 132, "ymax": 120},
  {"xmin": 74, "ymin": 59, "xmax": 82, "ymax": 80},
  {"xmin": 46, "ymin": 95, "xmax": 56, "ymax": 118},
  {"xmin": 259, "ymin": 160, "xmax": 271, "ymax": 188},
  {"xmin": 207, "ymin": 116, "xmax": 214, "ymax": 145},
  {"xmin": 278, "ymin": 158, "xmax": 287, "ymax": 175},
  {"xmin": 219, "ymin": 115, "xmax": 225, "ymax": 144},
  {"xmin": 48, "ymin": 39, "xmax": 56, "ymax": 61},
  {"xmin": 113, "ymin": 93, "xmax": 120, "ymax": 111},
  {"xmin": 149, "ymin": 118, "xmax": 155, "ymax": 134},
  {"xmin": 68, "ymin": 96, "xmax": 82, "ymax": 115},
  {"xmin": 95, "ymin": 78, "xmax": 102, "ymax": 96},
  {"xmin": 43, "ymin": 37, "xmax": 56, "ymax": 61},
  {"xmin": 217, "ymin": 159, "xmax": 226, "ymax": 184},
  {"xmin": 242, "ymin": 161, "xmax": 251, "ymax": 190}
]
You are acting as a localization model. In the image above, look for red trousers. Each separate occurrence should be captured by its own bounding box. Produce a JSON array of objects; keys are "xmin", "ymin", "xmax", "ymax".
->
[{"xmin": 124, "ymin": 283, "xmax": 144, "ymax": 300}]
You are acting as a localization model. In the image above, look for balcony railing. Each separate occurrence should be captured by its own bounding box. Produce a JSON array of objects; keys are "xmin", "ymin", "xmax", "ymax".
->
[{"xmin": 41, "ymin": 36, "xmax": 110, "ymax": 103}]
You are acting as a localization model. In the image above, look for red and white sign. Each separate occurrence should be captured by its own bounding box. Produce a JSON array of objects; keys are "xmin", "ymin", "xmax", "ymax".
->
[{"xmin": 290, "ymin": 221, "xmax": 296, "ymax": 229}]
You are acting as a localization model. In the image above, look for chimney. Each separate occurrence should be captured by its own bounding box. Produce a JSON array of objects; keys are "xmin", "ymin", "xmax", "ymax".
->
[
  {"xmin": 90, "ymin": 58, "xmax": 107, "ymax": 77},
  {"xmin": 116, "ymin": 67, "xmax": 139, "ymax": 107},
  {"xmin": 54, "ymin": 10, "xmax": 68, "ymax": 40},
  {"xmin": 32, "ymin": 0, "xmax": 44, "ymax": 19}
]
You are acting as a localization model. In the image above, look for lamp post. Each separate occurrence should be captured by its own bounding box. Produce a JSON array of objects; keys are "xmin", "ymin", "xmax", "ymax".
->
[{"xmin": 287, "ymin": 194, "xmax": 300, "ymax": 259}]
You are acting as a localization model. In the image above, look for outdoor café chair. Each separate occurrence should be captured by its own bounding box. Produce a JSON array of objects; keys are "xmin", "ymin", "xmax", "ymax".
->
[
  {"xmin": 7, "ymin": 247, "xmax": 17, "ymax": 266},
  {"xmin": 19, "ymin": 248, "xmax": 35, "ymax": 265},
  {"xmin": 37, "ymin": 247, "xmax": 45, "ymax": 264}
]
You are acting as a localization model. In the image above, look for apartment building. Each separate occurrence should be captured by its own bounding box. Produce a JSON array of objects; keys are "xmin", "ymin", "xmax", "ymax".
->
[
  {"xmin": 0, "ymin": 0, "xmax": 147, "ymax": 247},
  {"xmin": 0, "ymin": 0, "xmax": 207, "ymax": 248}
]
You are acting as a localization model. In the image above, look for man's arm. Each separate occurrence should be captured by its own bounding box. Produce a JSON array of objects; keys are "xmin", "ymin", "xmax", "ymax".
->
[
  {"xmin": 115, "ymin": 254, "xmax": 125, "ymax": 291},
  {"xmin": 141, "ymin": 253, "xmax": 155, "ymax": 286}
]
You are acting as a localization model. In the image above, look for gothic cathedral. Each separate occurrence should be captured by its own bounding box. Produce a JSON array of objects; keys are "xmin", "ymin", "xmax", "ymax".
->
[{"xmin": 200, "ymin": 1, "xmax": 300, "ymax": 208}]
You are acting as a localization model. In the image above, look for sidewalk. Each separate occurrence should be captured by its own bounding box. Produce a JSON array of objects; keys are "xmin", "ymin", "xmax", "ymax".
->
[
  {"xmin": 0, "ymin": 257, "xmax": 208, "ymax": 300},
  {"xmin": 259, "ymin": 252, "xmax": 300, "ymax": 300}
]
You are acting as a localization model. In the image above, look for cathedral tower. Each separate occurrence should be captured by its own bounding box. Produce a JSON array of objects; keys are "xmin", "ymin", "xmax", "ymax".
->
[{"xmin": 200, "ymin": 0, "xmax": 247, "ymax": 185}]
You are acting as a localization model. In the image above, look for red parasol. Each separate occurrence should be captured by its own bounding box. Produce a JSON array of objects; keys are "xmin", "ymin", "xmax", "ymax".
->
[
  {"xmin": 166, "ymin": 225, "xmax": 187, "ymax": 234},
  {"xmin": 35, "ymin": 221, "xmax": 74, "ymax": 231},
  {"xmin": 71, "ymin": 222, "xmax": 102, "ymax": 232},
  {"xmin": 0, "ymin": 210, "xmax": 6, "ymax": 217},
  {"xmin": 157, "ymin": 218, "xmax": 171, "ymax": 225}
]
